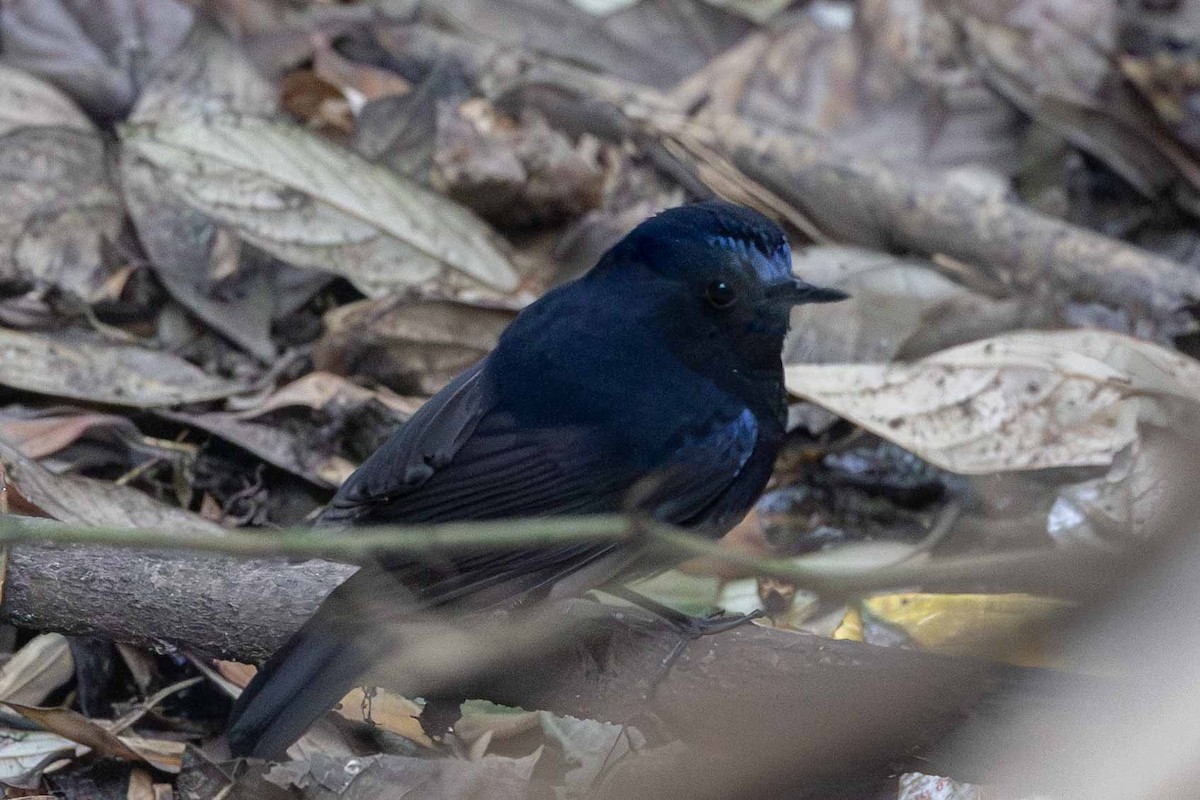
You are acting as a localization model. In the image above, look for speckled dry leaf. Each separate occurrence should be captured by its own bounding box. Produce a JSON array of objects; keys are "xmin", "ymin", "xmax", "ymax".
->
[
  {"xmin": 121, "ymin": 114, "xmax": 520, "ymax": 298},
  {"xmin": 0, "ymin": 127, "xmax": 123, "ymax": 300},
  {"xmin": 0, "ymin": 634, "xmax": 74, "ymax": 706},
  {"xmin": 0, "ymin": 441, "xmax": 226, "ymax": 536},
  {"xmin": 120, "ymin": 19, "xmax": 302, "ymax": 360},
  {"xmin": 262, "ymin": 750, "xmax": 540, "ymax": 799},
  {"xmin": 0, "ymin": 65, "xmax": 92, "ymax": 136},
  {"xmin": 786, "ymin": 331, "xmax": 1200, "ymax": 474},
  {"xmin": 0, "ymin": 329, "xmax": 245, "ymax": 407},
  {"xmin": 315, "ymin": 298, "xmax": 515, "ymax": 394}
]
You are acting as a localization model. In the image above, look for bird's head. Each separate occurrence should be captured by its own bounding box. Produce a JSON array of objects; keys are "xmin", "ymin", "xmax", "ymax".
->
[{"xmin": 591, "ymin": 200, "xmax": 847, "ymax": 375}]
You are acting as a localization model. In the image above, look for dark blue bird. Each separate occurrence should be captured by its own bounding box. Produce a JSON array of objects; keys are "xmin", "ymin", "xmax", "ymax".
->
[{"xmin": 227, "ymin": 200, "xmax": 847, "ymax": 758}]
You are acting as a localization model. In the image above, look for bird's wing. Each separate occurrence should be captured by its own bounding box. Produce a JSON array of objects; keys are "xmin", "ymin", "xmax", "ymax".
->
[
  {"xmin": 318, "ymin": 360, "xmax": 492, "ymax": 526},
  {"xmin": 318, "ymin": 359, "xmax": 759, "ymax": 606}
]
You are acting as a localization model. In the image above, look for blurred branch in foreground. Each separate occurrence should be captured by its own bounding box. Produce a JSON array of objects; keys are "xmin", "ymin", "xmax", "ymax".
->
[
  {"xmin": 0, "ymin": 538, "xmax": 1096, "ymax": 799},
  {"xmin": 0, "ymin": 513, "xmax": 1123, "ymax": 598}
]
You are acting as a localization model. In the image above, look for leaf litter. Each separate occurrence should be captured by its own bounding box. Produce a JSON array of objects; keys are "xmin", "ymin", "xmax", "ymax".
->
[{"xmin": 3, "ymin": 1, "xmax": 1200, "ymax": 797}]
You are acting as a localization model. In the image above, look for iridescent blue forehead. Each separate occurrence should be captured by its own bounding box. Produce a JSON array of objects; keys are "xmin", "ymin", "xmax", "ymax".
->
[{"xmin": 707, "ymin": 233, "xmax": 792, "ymax": 281}]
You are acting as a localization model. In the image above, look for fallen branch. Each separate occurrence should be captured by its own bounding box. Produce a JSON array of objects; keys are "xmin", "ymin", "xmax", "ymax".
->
[{"xmin": 0, "ymin": 541, "xmax": 1046, "ymax": 790}]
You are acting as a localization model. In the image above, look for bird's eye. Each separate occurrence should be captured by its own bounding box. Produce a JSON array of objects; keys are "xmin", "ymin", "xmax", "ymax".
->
[{"xmin": 705, "ymin": 280, "xmax": 737, "ymax": 309}]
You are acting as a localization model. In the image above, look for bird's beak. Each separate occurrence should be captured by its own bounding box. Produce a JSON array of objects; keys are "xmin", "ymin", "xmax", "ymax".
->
[{"xmin": 770, "ymin": 278, "xmax": 850, "ymax": 306}]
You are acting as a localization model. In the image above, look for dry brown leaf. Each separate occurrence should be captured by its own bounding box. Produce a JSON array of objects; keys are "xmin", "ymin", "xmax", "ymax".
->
[
  {"xmin": 335, "ymin": 688, "xmax": 432, "ymax": 748},
  {"xmin": 213, "ymin": 660, "xmax": 256, "ymax": 690},
  {"xmin": 2, "ymin": 703, "xmax": 186, "ymax": 775},
  {"xmin": 677, "ymin": 4, "xmax": 1021, "ymax": 175},
  {"xmin": 953, "ymin": 0, "xmax": 1200, "ymax": 194},
  {"xmin": 433, "ymin": 100, "xmax": 607, "ymax": 229},
  {"xmin": 0, "ymin": 410, "xmax": 140, "ymax": 461},
  {"xmin": 0, "ymin": 440, "xmax": 225, "ymax": 536},
  {"xmin": 236, "ymin": 372, "xmax": 421, "ymax": 419},
  {"xmin": 281, "ymin": 70, "xmax": 354, "ymax": 134},
  {"xmin": 2, "ymin": 703, "xmax": 142, "ymax": 763},
  {"xmin": 785, "ymin": 330, "xmax": 1200, "ymax": 474},
  {"xmin": 0, "ymin": 65, "xmax": 92, "ymax": 136},
  {"xmin": 312, "ymin": 37, "xmax": 411, "ymax": 107},
  {"xmin": 161, "ymin": 408, "xmax": 356, "ymax": 488},
  {"xmin": 0, "ymin": 634, "xmax": 74, "ymax": 707},
  {"xmin": 0, "ymin": 329, "xmax": 246, "ymax": 408},
  {"xmin": 121, "ymin": 113, "xmax": 521, "ymax": 299},
  {"xmin": 118, "ymin": 736, "xmax": 186, "ymax": 774},
  {"xmin": 429, "ymin": 0, "xmax": 753, "ymax": 90},
  {"xmin": 0, "ymin": 127, "xmax": 124, "ymax": 301},
  {"xmin": 315, "ymin": 298, "xmax": 515, "ymax": 395}
]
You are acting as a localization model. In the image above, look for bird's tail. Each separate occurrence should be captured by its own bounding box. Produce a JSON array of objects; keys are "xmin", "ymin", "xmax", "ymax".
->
[{"xmin": 227, "ymin": 608, "xmax": 375, "ymax": 759}]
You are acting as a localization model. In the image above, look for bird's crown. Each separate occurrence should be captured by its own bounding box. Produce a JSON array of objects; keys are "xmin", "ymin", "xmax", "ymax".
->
[{"xmin": 610, "ymin": 200, "xmax": 793, "ymax": 283}]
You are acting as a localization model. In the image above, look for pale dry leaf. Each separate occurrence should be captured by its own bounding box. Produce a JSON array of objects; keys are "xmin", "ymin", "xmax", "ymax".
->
[
  {"xmin": 0, "ymin": 730, "xmax": 79, "ymax": 789},
  {"xmin": 0, "ymin": 65, "xmax": 92, "ymax": 136},
  {"xmin": 786, "ymin": 247, "xmax": 1027, "ymax": 365},
  {"xmin": 121, "ymin": 113, "xmax": 520, "ymax": 298},
  {"xmin": 0, "ymin": 634, "xmax": 74, "ymax": 707},
  {"xmin": 785, "ymin": 331, "xmax": 1200, "ymax": 474},
  {"xmin": 128, "ymin": 768, "xmax": 155, "ymax": 800},
  {"xmin": 0, "ymin": 127, "xmax": 124, "ymax": 301},
  {"xmin": 0, "ymin": 329, "xmax": 246, "ymax": 408},
  {"xmin": 0, "ymin": 440, "xmax": 225, "ymax": 536},
  {"xmin": 315, "ymin": 298, "xmax": 515, "ymax": 394}
]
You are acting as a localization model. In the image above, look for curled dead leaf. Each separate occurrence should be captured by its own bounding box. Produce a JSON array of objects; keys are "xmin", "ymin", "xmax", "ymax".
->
[
  {"xmin": 0, "ymin": 634, "xmax": 74, "ymax": 707},
  {"xmin": 786, "ymin": 330, "xmax": 1200, "ymax": 474},
  {"xmin": 0, "ymin": 440, "xmax": 225, "ymax": 536}
]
